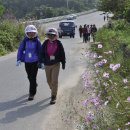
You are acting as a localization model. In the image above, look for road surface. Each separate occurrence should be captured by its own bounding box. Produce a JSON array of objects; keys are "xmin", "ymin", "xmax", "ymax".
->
[{"xmin": 0, "ymin": 11, "xmax": 107, "ymax": 130}]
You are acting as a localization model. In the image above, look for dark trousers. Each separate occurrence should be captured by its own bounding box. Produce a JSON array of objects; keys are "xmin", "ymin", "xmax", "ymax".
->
[
  {"xmin": 25, "ymin": 61, "xmax": 38, "ymax": 96},
  {"xmin": 83, "ymin": 33, "xmax": 88, "ymax": 43},
  {"xmin": 79, "ymin": 32, "xmax": 82, "ymax": 38}
]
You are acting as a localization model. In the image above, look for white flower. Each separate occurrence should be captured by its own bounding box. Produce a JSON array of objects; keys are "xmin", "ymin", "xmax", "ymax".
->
[
  {"xmin": 98, "ymin": 44, "xmax": 103, "ymax": 48},
  {"xmin": 124, "ymin": 86, "xmax": 128, "ymax": 89},
  {"xmin": 116, "ymin": 102, "xmax": 120, "ymax": 108},
  {"xmin": 108, "ymin": 51, "xmax": 112, "ymax": 54},
  {"xmin": 96, "ymin": 70, "xmax": 99, "ymax": 73},
  {"xmin": 104, "ymin": 101, "xmax": 109, "ymax": 106},
  {"xmin": 98, "ymin": 56, "xmax": 103, "ymax": 58},
  {"xmin": 103, "ymin": 82, "xmax": 109, "ymax": 87},
  {"xmin": 123, "ymin": 79, "xmax": 128, "ymax": 84},
  {"xmin": 104, "ymin": 50, "xmax": 112, "ymax": 54}
]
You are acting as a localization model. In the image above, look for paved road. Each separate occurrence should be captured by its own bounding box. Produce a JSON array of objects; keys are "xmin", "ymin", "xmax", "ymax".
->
[{"xmin": 0, "ymin": 11, "xmax": 106, "ymax": 130}]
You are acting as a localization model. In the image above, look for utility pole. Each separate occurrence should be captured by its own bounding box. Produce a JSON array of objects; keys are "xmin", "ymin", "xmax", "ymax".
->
[{"xmin": 67, "ymin": 0, "xmax": 69, "ymax": 9}]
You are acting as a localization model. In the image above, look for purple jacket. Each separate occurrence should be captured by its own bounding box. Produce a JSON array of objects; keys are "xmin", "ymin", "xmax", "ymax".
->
[{"xmin": 17, "ymin": 36, "xmax": 42, "ymax": 63}]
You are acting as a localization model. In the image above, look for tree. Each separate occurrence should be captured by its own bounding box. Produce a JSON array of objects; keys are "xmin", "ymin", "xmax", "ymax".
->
[
  {"xmin": 0, "ymin": 1, "xmax": 5, "ymax": 17},
  {"xmin": 1, "ymin": 0, "xmax": 97, "ymax": 19},
  {"xmin": 98, "ymin": 0, "xmax": 130, "ymax": 20}
]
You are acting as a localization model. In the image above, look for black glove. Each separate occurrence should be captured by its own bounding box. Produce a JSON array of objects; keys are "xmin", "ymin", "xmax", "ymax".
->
[{"xmin": 62, "ymin": 63, "xmax": 65, "ymax": 70}]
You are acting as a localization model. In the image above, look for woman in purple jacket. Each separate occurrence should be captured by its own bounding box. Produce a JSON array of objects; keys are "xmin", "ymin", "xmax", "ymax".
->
[{"xmin": 16, "ymin": 25, "xmax": 42, "ymax": 101}]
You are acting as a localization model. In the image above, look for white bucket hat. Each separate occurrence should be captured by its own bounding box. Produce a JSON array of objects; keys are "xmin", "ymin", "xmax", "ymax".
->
[
  {"xmin": 46, "ymin": 28, "xmax": 58, "ymax": 35},
  {"xmin": 25, "ymin": 25, "xmax": 38, "ymax": 33}
]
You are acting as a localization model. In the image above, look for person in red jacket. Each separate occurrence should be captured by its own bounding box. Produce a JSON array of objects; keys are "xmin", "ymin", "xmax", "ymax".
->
[{"xmin": 40, "ymin": 28, "xmax": 66, "ymax": 104}]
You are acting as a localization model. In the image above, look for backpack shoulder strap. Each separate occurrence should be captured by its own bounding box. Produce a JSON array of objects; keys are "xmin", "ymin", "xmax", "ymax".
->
[{"xmin": 23, "ymin": 37, "xmax": 26, "ymax": 50}]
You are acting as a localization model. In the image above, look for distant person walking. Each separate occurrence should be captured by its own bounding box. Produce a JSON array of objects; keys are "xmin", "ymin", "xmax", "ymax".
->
[
  {"xmin": 79, "ymin": 25, "xmax": 83, "ymax": 38},
  {"xmin": 107, "ymin": 14, "xmax": 109, "ymax": 21},
  {"xmin": 104, "ymin": 15, "xmax": 106, "ymax": 21},
  {"xmin": 40, "ymin": 28, "xmax": 66, "ymax": 104},
  {"xmin": 82, "ymin": 24, "xmax": 88, "ymax": 43},
  {"xmin": 16, "ymin": 25, "xmax": 42, "ymax": 101},
  {"xmin": 86, "ymin": 25, "xmax": 91, "ymax": 42},
  {"xmin": 91, "ymin": 24, "xmax": 97, "ymax": 42}
]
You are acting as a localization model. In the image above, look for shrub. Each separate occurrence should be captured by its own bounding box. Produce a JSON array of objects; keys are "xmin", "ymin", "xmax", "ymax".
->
[{"xmin": 0, "ymin": 20, "xmax": 24, "ymax": 55}]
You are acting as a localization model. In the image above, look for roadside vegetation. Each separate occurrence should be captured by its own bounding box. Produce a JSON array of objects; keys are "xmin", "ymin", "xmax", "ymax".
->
[
  {"xmin": 0, "ymin": 20, "xmax": 44, "ymax": 56},
  {"xmin": 82, "ymin": 20, "xmax": 130, "ymax": 129},
  {"xmin": 0, "ymin": 20, "xmax": 25, "ymax": 55},
  {"xmin": 78, "ymin": 0, "xmax": 130, "ymax": 129}
]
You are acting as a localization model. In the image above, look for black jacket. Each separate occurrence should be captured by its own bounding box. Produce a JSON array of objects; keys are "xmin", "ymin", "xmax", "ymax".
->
[{"xmin": 40, "ymin": 39, "xmax": 66, "ymax": 66}]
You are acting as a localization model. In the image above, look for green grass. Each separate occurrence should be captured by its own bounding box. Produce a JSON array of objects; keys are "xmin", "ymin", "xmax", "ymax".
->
[{"xmin": 89, "ymin": 19, "xmax": 130, "ymax": 129}]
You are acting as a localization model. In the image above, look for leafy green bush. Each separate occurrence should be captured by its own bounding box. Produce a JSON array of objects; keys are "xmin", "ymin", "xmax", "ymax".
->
[
  {"xmin": 0, "ymin": 20, "xmax": 24, "ymax": 55},
  {"xmin": 0, "ymin": 20, "xmax": 44, "ymax": 56},
  {"xmin": 0, "ymin": 44, "xmax": 6, "ymax": 55},
  {"xmin": 113, "ymin": 19, "xmax": 130, "ymax": 31}
]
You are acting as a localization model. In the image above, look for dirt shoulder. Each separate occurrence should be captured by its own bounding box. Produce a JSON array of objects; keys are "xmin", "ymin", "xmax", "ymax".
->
[
  {"xmin": 42, "ymin": 80, "xmax": 88, "ymax": 130},
  {"xmin": 42, "ymin": 42, "xmax": 93, "ymax": 130}
]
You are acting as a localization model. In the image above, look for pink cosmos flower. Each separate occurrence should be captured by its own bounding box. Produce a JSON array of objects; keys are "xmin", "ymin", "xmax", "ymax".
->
[
  {"xmin": 94, "ymin": 59, "xmax": 107, "ymax": 67},
  {"xmin": 82, "ymin": 100, "xmax": 89, "ymax": 107},
  {"xmin": 85, "ymin": 112, "xmax": 94, "ymax": 122},
  {"xmin": 112, "ymin": 64, "xmax": 120, "ymax": 71},
  {"xmin": 109, "ymin": 63, "xmax": 121, "ymax": 71},
  {"xmin": 90, "ymin": 97, "xmax": 100, "ymax": 107},
  {"xmin": 102, "ymin": 59, "xmax": 107, "ymax": 63},
  {"xmin": 127, "ymin": 96, "xmax": 130, "ymax": 102},
  {"xmin": 81, "ymin": 72, "xmax": 88, "ymax": 80},
  {"xmin": 103, "ymin": 72, "xmax": 109, "ymax": 78},
  {"xmin": 109, "ymin": 64, "xmax": 115, "ymax": 69},
  {"xmin": 93, "ymin": 53, "xmax": 98, "ymax": 58}
]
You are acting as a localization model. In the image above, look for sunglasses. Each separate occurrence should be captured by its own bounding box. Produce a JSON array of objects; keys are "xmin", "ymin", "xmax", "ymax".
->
[{"xmin": 47, "ymin": 34, "xmax": 56, "ymax": 36}]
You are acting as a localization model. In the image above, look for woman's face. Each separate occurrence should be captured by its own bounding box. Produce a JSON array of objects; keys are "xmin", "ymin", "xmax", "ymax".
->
[
  {"xmin": 27, "ymin": 32, "xmax": 36, "ymax": 38},
  {"xmin": 47, "ymin": 34, "xmax": 57, "ymax": 41}
]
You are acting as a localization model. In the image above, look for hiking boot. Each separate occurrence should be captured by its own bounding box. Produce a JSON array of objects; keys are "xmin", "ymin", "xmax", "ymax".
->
[
  {"xmin": 28, "ymin": 95, "xmax": 34, "ymax": 101},
  {"xmin": 50, "ymin": 95, "xmax": 56, "ymax": 105}
]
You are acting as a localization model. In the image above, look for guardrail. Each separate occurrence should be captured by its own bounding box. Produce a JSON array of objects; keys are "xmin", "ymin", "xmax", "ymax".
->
[{"xmin": 25, "ymin": 9, "xmax": 97, "ymax": 27}]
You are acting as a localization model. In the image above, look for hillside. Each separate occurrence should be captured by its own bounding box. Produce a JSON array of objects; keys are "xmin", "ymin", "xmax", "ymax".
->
[{"xmin": 1, "ymin": 0, "xmax": 97, "ymax": 19}]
